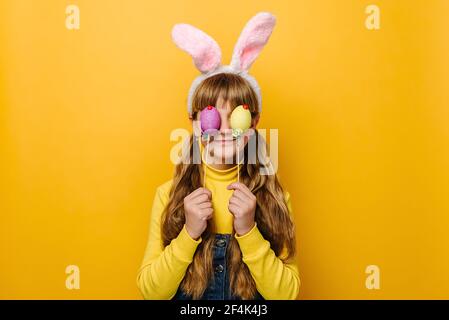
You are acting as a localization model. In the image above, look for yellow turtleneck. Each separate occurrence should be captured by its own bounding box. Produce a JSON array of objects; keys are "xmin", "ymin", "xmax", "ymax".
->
[
  {"xmin": 137, "ymin": 142, "xmax": 300, "ymax": 300},
  {"xmin": 201, "ymin": 142, "xmax": 241, "ymax": 234}
]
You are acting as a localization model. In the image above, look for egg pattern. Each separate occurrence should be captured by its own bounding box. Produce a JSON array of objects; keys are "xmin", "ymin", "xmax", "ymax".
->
[
  {"xmin": 200, "ymin": 105, "xmax": 221, "ymax": 135},
  {"xmin": 230, "ymin": 104, "xmax": 252, "ymax": 137}
]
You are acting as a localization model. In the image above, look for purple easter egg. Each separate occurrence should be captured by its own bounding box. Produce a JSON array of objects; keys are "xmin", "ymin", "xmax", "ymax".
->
[{"xmin": 200, "ymin": 105, "xmax": 221, "ymax": 134}]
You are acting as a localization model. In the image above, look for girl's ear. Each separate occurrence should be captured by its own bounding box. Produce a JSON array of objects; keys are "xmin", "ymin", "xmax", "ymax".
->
[
  {"xmin": 172, "ymin": 23, "xmax": 222, "ymax": 73},
  {"xmin": 230, "ymin": 12, "xmax": 276, "ymax": 72}
]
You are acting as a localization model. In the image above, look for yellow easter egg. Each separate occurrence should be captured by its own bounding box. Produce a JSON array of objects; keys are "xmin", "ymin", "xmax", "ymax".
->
[{"xmin": 230, "ymin": 105, "xmax": 252, "ymax": 132}]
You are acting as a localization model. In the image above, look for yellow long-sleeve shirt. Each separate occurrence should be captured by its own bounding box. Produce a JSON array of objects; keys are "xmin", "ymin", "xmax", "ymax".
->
[{"xmin": 137, "ymin": 157, "xmax": 300, "ymax": 300}]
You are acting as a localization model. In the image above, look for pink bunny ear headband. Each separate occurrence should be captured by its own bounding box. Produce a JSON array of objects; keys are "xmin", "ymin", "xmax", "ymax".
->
[{"xmin": 171, "ymin": 12, "xmax": 277, "ymax": 117}]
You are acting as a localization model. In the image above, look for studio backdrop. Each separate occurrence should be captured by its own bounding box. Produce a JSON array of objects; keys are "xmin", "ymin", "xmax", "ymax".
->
[{"xmin": 1, "ymin": 0, "xmax": 448, "ymax": 299}]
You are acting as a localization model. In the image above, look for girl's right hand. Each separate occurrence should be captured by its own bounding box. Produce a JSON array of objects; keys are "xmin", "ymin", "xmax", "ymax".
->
[{"xmin": 183, "ymin": 187, "xmax": 213, "ymax": 240}]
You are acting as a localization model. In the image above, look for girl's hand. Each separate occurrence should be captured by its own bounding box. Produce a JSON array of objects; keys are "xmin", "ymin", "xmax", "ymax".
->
[
  {"xmin": 227, "ymin": 182, "xmax": 257, "ymax": 236},
  {"xmin": 183, "ymin": 187, "xmax": 213, "ymax": 240}
]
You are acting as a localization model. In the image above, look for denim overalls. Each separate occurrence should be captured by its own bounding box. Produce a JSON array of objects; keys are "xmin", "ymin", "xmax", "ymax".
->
[{"xmin": 172, "ymin": 233, "xmax": 265, "ymax": 300}]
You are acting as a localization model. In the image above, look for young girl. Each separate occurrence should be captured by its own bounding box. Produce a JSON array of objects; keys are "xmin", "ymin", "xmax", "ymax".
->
[{"xmin": 137, "ymin": 12, "xmax": 300, "ymax": 300}]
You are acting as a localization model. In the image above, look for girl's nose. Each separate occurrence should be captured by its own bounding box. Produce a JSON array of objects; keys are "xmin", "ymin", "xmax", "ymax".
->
[{"xmin": 219, "ymin": 114, "xmax": 231, "ymax": 131}]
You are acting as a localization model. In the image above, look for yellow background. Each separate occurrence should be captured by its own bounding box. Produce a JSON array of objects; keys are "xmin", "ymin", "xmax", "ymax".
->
[{"xmin": 1, "ymin": 0, "xmax": 448, "ymax": 299}]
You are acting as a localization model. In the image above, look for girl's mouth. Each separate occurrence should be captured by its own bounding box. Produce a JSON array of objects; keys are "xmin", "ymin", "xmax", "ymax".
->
[
  {"xmin": 217, "ymin": 139, "xmax": 235, "ymax": 144},
  {"xmin": 213, "ymin": 135, "xmax": 237, "ymax": 143}
]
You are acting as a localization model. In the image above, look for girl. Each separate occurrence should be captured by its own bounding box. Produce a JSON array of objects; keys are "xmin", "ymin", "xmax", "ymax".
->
[{"xmin": 137, "ymin": 12, "xmax": 300, "ymax": 300}]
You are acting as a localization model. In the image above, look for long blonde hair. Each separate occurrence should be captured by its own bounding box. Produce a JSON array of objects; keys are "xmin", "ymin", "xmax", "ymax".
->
[{"xmin": 161, "ymin": 73, "xmax": 296, "ymax": 299}]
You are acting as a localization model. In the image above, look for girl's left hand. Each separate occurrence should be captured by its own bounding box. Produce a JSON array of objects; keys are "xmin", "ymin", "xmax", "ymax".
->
[{"xmin": 227, "ymin": 182, "xmax": 257, "ymax": 236}]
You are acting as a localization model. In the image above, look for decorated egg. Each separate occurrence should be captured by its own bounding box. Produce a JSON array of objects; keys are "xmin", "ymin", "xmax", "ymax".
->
[
  {"xmin": 230, "ymin": 104, "xmax": 252, "ymax": 137},
  {"xmin": 200, "ymin": 105, "xmax": 221, "ymax": 135}
]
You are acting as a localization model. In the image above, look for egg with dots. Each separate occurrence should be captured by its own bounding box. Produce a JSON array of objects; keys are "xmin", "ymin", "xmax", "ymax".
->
[
  {"xmin": 230, "ymin": 104, "xmax": 252, "ymax": 137},
  {"xmin": 200, "ymin": 105, "xmax": 221, "ymax": 135}
]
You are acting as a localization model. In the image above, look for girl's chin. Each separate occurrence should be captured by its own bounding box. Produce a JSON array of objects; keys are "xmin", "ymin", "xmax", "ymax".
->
[{"xmin": 210, "ymin": 150, "xmax": 236, "ymax": 162}]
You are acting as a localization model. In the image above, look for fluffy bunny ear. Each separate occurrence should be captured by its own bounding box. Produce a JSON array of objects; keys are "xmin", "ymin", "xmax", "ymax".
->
[
  {"xmin": 172, "ymin": 23, "xmax": 222, "ymax": 73},
  {"xmin": 230, "ymin": 12, "xmax": 276, "ymax": 71}
]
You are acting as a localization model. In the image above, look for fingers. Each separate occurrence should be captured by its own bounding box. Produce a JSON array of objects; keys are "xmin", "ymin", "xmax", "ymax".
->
[
  {"xmin": 198, "ymin": 202, "xmax": 213, "ymax": 209},
  {"xmin": 192, "ymin": 194, "xmax": 211, "ymax": 204},
  {"xmin": 228, "ymin": 203, "xmax": 241, "ymax": 217},
  {"xmin": 228, "ymin": 196, "xmax": 250, "ymax": 218},
  {"xmin": 200, "ymin": 208, "xmax": 213, "ymax": 220},
  {"xmin": 187, "ymin": 187, "xmax": 212, "ymax": 201},
  {"xmin": 185, "ymin": 188, "xmax": 202, "ymax": 200},
  {"xmin": 227, "ymin": 182, "xmax": 255, "ymax": 200},
  {"xmin": 197, "ymin": 187, "xmax": 212, "ymax": 199},
  {"xmin": 227, "ymin": 183, "xmax": 257, "ymax": 208},
  {"xmin": 229, "ymin": 196, "xmax": 245, "ymax": 208},
  {"xmin": 230, "ymin": 189, "xmax": 248, "ymax": 202}
]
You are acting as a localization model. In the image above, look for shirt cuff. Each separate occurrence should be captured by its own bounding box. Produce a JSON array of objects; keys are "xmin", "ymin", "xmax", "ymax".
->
[
  {"xmin": 172, "ymin": 225, "xmax": 202, "ymax": 263},
  {"xmin": 235, "ymin": 223, "xmax": 267, "ymax": 257}
]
